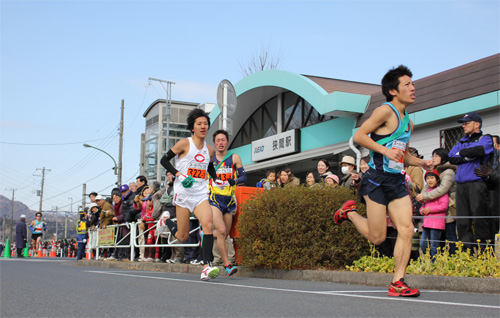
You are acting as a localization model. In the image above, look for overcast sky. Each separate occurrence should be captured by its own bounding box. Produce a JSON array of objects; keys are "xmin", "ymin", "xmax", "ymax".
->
[{"xmin": 1, "ymin": 0, "xmax": 499, "ymax": 213}]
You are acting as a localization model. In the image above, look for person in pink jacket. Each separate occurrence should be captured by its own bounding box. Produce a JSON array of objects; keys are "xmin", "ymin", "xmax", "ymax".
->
[{"xmin": 419, "ymin": 169, "xmax": 449, "ymax": 260}]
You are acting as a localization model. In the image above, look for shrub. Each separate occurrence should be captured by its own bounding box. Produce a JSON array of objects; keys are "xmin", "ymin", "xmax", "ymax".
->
[
  {"xmin": 236, "ymin": 185, "xmax": 370, "ymax": 270},
  {"xmin": 348, "ymin": 242, "xmax": 500, "ymax": 278}
]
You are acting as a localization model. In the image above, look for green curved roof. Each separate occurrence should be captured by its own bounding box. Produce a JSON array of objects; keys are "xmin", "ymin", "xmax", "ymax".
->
[{"xmin": 209, "ymin": 70, "xmax": 373, "ymax": 122}]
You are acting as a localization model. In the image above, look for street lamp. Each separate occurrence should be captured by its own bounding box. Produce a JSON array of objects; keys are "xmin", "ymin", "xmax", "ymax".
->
[{"xmin": 83, "ymin": 144, "xmax": 120, "ymax": 185}]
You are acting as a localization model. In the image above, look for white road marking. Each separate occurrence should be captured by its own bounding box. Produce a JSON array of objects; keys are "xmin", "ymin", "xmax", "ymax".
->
[{"xmin": 86, "ymin": 270, "xmax": 500, "ymax": 310}]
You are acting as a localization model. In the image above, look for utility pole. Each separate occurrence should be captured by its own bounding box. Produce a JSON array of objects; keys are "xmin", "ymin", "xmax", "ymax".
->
[
  {"xmin": 148, "ymin": 77, "xmax": 175, "ymax": 182},
  {"xmin": 8, "ymin": 188, "xmax": 16, "ymax": 244},
  {"xmin": 82, "ymin": 183, "xmax": 87, "ymax": 209},
  {"xmin": 118, "ymin": 99, "xmax": 124, "ymax": 186},
  {"xmin": 2, "ymin": 209, "xmax": 5, "ymax": 242},
  {"xmin": 35, "ymin": 167, "xmax": 50, "ymax": 213},
  {"xmin": 66, "ymin": 198, "xmax": 73, "ymax": 239},
  {"xmin": 53, "ymin": 206, "xmax": 58, "ymax": 239}
]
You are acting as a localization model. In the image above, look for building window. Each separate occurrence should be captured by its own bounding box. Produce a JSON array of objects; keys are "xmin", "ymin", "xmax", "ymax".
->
[
  {"xmin": 440, "ymin": 126, "xmax": 463, "ymax": 151},
  {"xmin": 230, "ymin": 91, "xmax": 335, "ymax": 149}
]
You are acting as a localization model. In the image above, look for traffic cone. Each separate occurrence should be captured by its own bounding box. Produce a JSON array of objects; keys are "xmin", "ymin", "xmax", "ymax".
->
[
  {"xmin": 49, "ymin": 245, "xmax": 56, "ymax": 257},
  {"xmin": 28, "ymin": 249, "xmax": 32, "ymax": 257},
  {"xmin": 37, "ymin": 244, "xmax": 42, "ymax": 257},
  {"xmin": 3, "ymin": 239, "xmax": 11, "ymax": 258},
  {"xmin": 24, "ymin": 247, "xmax": 29, "ymax": 258}
]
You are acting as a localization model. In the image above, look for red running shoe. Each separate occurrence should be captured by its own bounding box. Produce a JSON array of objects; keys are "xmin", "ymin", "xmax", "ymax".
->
[
  {"xmin": 388, "ymin": 278, "xmax": 421, "ymax": 297},
  {"xmin": 334, "ymin": 200, "xmax": 356, "ymax": 225}
]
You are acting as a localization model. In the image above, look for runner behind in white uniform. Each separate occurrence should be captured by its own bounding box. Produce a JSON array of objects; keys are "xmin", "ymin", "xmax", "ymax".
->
[{"xmin": 160, "ymin": 108, "xmax": 225, "ymax": 281}]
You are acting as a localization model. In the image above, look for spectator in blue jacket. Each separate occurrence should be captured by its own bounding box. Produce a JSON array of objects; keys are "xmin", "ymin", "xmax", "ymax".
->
[{"xmin": 448, "ymin": 112, "xmax": 494, "ymax": 251}]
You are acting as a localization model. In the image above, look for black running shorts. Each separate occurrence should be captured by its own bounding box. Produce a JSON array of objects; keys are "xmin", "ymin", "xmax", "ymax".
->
[{"xmin": 359, "ymin": 168, "xmax": 409, "ymax": 206}]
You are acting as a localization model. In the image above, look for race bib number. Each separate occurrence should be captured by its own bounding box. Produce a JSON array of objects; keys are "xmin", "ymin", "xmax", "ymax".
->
[
  {"xmin": 187, "ymin": 162, "xmax": 208, "ymax": 179},
  {"xmin": 387, "ymin": 140, "xmax": 406, "ymax": 171},
  {"xmin": 187, "ymin": 168, "xmax": 206, "ymax": 179},
  {"xmin": 216, "ymin": 167, "xmax": 233, "ymax": 181}
]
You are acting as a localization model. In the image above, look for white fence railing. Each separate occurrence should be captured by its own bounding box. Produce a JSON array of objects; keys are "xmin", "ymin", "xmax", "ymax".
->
[{"xmin": 89, "ymin": 217, "xmax": 200, "ymax": 260}]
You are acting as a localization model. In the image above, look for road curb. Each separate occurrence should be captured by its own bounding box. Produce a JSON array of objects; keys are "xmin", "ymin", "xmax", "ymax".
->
[{"xmin": 76, "ymin": 260, "xmax": 499, "ymax": 294}]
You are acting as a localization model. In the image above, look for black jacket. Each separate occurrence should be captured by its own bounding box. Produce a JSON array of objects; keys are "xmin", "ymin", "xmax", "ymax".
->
[{"xmin": 122, "ymin": 191, "xmax": 137, "ymax": 223}]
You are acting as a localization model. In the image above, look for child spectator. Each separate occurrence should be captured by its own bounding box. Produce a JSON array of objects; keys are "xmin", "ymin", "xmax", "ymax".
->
[
  {"xmin": 142, "ymin": 194, "xmax": 158, "ymax": 262},
  {"xmin": 419, "ymin": 169, "xmax": 449, "ymax": 260},
  {"xmin": 262, "ymin": 171, "xmax": 278, "ymax": 190},
  {"xmin": 324, "ymin": 174, "xmax": 339, "ymax": 187}
]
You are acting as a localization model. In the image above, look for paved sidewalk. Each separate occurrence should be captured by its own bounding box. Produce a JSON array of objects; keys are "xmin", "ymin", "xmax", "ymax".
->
[{"xmin": 75, "ymin": 259, "xmax": 499, "ymax": 294}]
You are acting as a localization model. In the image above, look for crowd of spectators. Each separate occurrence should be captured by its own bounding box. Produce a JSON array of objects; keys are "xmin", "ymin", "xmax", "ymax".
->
[
  {"xmin": 256, "ymin": 112, "xmax": 499, "ymax": 259},
  {"xmin": 82, "ymin": 173, "xmax": 212, "ymax": 264},
  {"xmin": 13, "ymin": 112, "xmax": 492, "ymax": 265}
]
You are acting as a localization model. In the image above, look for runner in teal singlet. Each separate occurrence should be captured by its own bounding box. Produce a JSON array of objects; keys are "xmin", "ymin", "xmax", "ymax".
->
[{"xmin": 334, "ymin": 65, "xmax": 433, "ymax": 297}]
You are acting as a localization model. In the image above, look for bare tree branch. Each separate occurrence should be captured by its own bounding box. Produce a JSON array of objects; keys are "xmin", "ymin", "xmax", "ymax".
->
[{"xmin": 239, "ymin": 42, "xmax": 283, "ymax": 77}]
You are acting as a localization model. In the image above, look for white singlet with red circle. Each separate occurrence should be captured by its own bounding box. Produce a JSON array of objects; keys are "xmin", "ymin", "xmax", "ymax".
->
[{"xmin": 174, "ymin": 137, "xmax": 210, "ymax": 196}]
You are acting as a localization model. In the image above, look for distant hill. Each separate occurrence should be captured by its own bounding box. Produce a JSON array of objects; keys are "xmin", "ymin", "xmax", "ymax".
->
[
  {"xmin": 0, "ymin": 195, "xmax": 79, "ymax": 242},
  {"xmin": 0, "ymin": 194, "xmax": 37, "ymax": 221}
]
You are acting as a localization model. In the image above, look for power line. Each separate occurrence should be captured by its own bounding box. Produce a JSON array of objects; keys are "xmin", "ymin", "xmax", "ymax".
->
[
  {"xmin": 28, "ymin": 168, "xmax": 112, "ymax": 208},
  {"xmin": 0, "ymin": 136, "xmax": 114, "ymax": 146},
  {"xmin": 128, "ymin": 81, "xmax": 152, "ymax": 129}
]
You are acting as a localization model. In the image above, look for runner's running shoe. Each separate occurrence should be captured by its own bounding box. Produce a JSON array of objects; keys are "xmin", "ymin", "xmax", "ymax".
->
[
  {"xmin": 200, "ymin": 266, "xmax": 219, "ymax": 281},
  {"xmin": 225, "ymin": 263, "xmax": 238, "ymax": 277},
  {"xmin": 334, "ymin": 200, "xmax": 356, "ymax": 225},
  {"xmin": 388, "ymin": 278, "xmax": 420, "ymax": 297}
]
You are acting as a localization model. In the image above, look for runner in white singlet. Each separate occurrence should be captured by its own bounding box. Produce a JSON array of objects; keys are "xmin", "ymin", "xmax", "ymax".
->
[{"xmin": 160, "ymin": 108, "xmax": 224, "ymax": 281}]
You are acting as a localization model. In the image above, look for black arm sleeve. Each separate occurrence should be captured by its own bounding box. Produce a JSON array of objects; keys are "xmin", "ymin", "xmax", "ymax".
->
[
  {"xmin": 459, "ymin": 146, "xmax": 485, "ymax": 158},
  {"xmin": 207, "ymin": 161, "xmax": 218, "ymax": 181},
  {"xmin": 160, "ymin": 150, "xmax": 179, "ymax": 175},
  {"xmin": 448, "ymin": 156, "xmax": 465, "ymax": 165}
]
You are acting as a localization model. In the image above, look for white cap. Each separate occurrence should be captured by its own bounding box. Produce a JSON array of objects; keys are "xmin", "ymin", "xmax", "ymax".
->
[
  {"xmin": 20, "ymin": 214, "xmax": 26, "ymax": 218},
  {"xmin": 89, "ymin": 203, "xmax": 98, "ymax": 209},
  {"xmin": 95, "ymin": 195, "xmax": 104, "ymax": 201}
]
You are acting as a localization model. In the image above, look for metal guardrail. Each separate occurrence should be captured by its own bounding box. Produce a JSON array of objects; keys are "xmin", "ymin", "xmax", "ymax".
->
[{"xmin": 89, "ymin": 217, "xmax": 201, "ymax": 260}]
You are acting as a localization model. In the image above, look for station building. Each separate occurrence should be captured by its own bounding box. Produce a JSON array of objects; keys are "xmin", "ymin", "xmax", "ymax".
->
[{"xmin": 207, "ymin": 53, "xmax": 500, "ymax": 186}]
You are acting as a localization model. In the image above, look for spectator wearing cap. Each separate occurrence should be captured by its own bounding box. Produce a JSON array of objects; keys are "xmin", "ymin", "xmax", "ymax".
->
[
  {"xmin": 15, "ymin": 215, "xmax": 27, "ymax": 257},
  {"xmin": 474, "ymin": 135, "xmax": 500, "ymax": 247},
  {"xmin": 449, "ymin": 112, "xmax": 494, "ymax": 250},
  {"xmin": 324, "ymin": 174, "xmax": 339, "ymax": 187},
  {"xmin": 76, "ymin": 209, "xmax": 90, "ymax": 261},
  {"xmin": 96, "ymin": 195, "xmax": 114, "ymax": 229},
  {"xmin": 419, "ymin": 169, "xmax": 449, "ymax": 260},
  {"xmin": 339, "ymin": 156, "xmax": 358, "ymax": 189}
]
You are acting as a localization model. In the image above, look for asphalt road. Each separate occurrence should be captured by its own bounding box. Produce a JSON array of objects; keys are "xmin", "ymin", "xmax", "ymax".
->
[{"xmin": 1, "ymin": 257, "xmax": 499, "ymax": 318}]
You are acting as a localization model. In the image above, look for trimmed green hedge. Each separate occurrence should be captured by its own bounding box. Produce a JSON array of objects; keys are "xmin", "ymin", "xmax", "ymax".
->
[{"xmin": 236, "ymin": 185, "xmax": 370, "ymax": 270}]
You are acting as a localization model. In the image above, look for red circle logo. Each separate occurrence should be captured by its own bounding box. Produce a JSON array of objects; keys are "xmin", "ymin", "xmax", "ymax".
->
[{"xmin": 194, "ymin": 154, "xmax": 205, "ymax": 163}]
